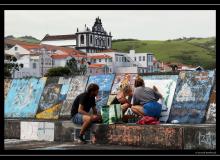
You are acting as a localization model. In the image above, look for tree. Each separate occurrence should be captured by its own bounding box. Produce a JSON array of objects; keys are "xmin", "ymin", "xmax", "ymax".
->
[
  {"xmin": 4, "ymin": 56, "xmax": 23, "ymax": 78},
  {"xmin": 45, "ymin": 67, "xmax": 71, "ymax": 77},
  {"xmin": 66, "ymin": 57, "xmax": 88, "ymax": 75}
]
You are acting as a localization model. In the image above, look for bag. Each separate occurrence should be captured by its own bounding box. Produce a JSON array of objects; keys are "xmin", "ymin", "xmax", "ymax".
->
[
  {"xmin": 101, "ymin": 104, "xmax": 123, "ymax": 124},
  {"xmin": 123, "ymin": 108, "xmax": 139, "ymax": 123},
  {"xmin": 136, "ymin": 116, "xmax": 160, "ymax": 125}
]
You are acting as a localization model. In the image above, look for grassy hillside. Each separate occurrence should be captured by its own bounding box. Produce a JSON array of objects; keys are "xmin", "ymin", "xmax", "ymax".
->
[
  {"xmin": 16, "ymin": 36, "xmax": 40, "ymax": 44},
  {"xmin": 112, "ymin": 37, "xmax": 216, "ymax": 69}
]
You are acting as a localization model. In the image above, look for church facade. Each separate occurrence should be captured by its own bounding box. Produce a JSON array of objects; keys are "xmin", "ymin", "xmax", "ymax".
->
[{"xmin": 41, "ymin": 17, "xmax": 112, "ymax": 53}]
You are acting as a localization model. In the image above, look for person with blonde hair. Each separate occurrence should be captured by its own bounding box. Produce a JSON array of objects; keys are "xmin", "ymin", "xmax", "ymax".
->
[
  {"xmin": 131, "ymin": 76, "xmax": 163, "ymax": 119},
  {"xmin": 110, "ymin": 84, "xmax": 133, "ymax": 113}
]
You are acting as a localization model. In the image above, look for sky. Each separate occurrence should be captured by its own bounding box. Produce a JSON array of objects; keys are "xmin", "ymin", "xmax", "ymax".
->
[{"xmin": 4, "ymin": 10, "xmax": 216, "ymax": 40}]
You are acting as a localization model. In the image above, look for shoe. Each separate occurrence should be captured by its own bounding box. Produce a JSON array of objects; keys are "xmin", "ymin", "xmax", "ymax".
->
[{"xmin": 78, "ymin": 134, "xmax": 87, "ymax": 144}]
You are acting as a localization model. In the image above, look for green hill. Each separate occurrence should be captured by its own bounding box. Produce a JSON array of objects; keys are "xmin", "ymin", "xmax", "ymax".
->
[
  {"xmin": 112, "ymin": 37, "xmax": 216, "ymax": 69},
  {"xmin": 16, "ymin": 36, "xmax": 40, "ymax": 44},
  {"xmin": 5, "ymin": 35, "xmax": 40, "ymax": 44}
]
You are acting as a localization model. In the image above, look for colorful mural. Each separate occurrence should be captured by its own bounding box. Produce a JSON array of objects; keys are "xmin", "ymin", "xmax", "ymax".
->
[
  {"xmin": 37, "ymin": 77, "xmax": 62, "ymax": 119},
  {"xmin": 4, "ymin": 77, "xmax": 47, "ymax": 118},
  {"xmin": 87, "ymin": 74, "xmax": 115, "ymax": 111},
  {"xmin": 4, "ymin": 79, "xmax": 12, "ymax": 99},
  {"xmin": 143, "ymin": 75, "xmax": 178, "ymax": 122},
  {"xmin": 58, "ymin": 77, "xmax": 72, "ymax": 102},
  {"xmin": 168, "ymin": 71, "xmax": 215, "ymax": 124},
  {"xmin": 60, "ymin": 76, "xmax": 88, "ymax": 119},
  {"xmin": 111, "ymin": 74, "xmax": 137, "ymax": 94}
]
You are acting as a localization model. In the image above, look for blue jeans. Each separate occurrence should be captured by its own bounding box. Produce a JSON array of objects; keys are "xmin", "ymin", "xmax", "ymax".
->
[
  {"xmin": 72, "ymin": 113, "xmax": 83, "ymax": 125},
  {"xmin": 143, "ymin": 101, "xmax": 162, "ymax": 118}
]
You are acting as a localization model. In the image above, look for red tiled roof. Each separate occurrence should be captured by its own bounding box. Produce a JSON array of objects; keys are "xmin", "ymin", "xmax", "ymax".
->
[
  {"xmin": 51, "ymin": 54, "xmax": 71, "ymax": 59},
  {"xmin": 41, "ymin": 34, "xmax": 76, "ymax": 41},
  {"xmin": 5, "ymin": 38, "xmax": 86, "ymax": 56},
  {"xmin": 88, "ymin": 64, "xmax": 105, "ymax": 68},
  {"xmin": 88, "ymin": 55, "xmax": 112, "ymax": 59}
]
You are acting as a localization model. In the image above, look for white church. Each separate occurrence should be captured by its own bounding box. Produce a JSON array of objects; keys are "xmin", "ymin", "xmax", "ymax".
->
[{"xmin": 41, "ymin": 17, "xmax": 112, "ymax": 53}]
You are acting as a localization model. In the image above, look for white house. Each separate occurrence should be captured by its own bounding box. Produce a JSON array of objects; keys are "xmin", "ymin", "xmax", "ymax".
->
[
  {"xmin": 86, "ymin": 50, "xmax": 160, "ymax": 74},
  {"xmin": 40, "ymin": 34, "xmax": 76, "ymax": 48}
]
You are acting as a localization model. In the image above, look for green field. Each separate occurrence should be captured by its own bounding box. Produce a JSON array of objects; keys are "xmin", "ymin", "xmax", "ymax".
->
[{"xmin": 112, "ymin": 38, "xmax": 216, "ymax": 69}]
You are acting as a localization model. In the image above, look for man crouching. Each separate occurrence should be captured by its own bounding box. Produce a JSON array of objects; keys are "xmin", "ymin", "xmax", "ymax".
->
[{"xmin": 71, "ymin": 83, "xmax": 101, "ymax": 143}]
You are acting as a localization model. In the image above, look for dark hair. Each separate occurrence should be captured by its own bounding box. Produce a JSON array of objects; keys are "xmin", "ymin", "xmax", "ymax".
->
[
  {"xmin": 134, "ymin": 76, "xmax": 145, "ymax": 88},
  {"xmin": 87, "ymin": 83, "xmax": 99, "ymax": 93}
]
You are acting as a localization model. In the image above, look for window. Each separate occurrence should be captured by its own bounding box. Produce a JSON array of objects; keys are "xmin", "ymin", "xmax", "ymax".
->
[
  {"xmin": 33, "ymin": 63, "xmax": 37, "ymax": 69},
  {"xmin": 15, "ymin": 47, "xmax": 18, "ymax": 51},
  {"xmin": 99, "ymin": 59, "xmax": 101, "ymax": 62},
  {"xmin": 143, "ymin": 56, "xmax": 145, "ymax": 61},
  {"xmin": 108, "ymin": 38, "xmax": 110, "ymax": 46},
  {"xmin": 94, "ymin": 59, "xmax": 96, "ymax": 63},
  {"xmin": 96, "ymin": 38, "xmax": 98, "ymax": 46},
  {"xmin": 80, "ymin": 35, "xmax": 84, "ymax": 44},
  {"xmin": 109, "ymin": 58, "xmax": 112, "ymax": 62},
  {"xmin": 90, "ymin": 35, "xmax": 93, "ymax": 44},
  {"xmin": 105, "ymin": 58, "xmax": 107, "ymax": 62},
  {"xmin": 116, "ymin": 56, "xmax": 118, "ymax": 62},
  {"xmin": 134, "ymin": 57, "xmax": 136, "ymax": 61},
  {"xmin": 139, "ymin": 56, "xmax": 141, "ymax": 61}
]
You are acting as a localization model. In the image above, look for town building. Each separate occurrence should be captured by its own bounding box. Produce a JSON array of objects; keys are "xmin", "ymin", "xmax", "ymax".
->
[{"xmin": 41, "ymin": 17, "xmax": 112, "ymax": 53}]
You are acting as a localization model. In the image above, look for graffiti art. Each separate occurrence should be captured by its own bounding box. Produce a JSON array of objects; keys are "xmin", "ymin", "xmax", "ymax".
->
[
  {"xmin": 168, "ymin": 71, "xmax": 215, "ymax": 123},
  {"xmin": 4, "ymin": 77, "xmax": 47, "ymax": 118},
  {"xmin": 60, "ymin": 76, "xmax": 88, "ymax": 119}
]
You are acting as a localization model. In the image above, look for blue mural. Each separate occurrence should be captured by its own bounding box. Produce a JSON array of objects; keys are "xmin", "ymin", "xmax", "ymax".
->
[
  {"xmin": 4, "ymin": 77, "xmax": 47, "ymax": 118},
  {"xmin": 87, "ymin": 74, "xmax": 115, "ymax": 91},
  {"xmin": 168, "ymin": 71, "xmax": 215, "ymax": 124},
  {"xmin": 58, "ymin": 77, "xmax": 72, "ymax": 102},
  {"xmin": 87, "ymin": 74, "xmax": 115, "ymax": 111}
]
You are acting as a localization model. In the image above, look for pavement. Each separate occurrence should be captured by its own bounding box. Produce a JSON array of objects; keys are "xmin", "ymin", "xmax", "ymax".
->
[{"xmin": 4, "ymin": 139, "xmax": 153, "ymax": 150}]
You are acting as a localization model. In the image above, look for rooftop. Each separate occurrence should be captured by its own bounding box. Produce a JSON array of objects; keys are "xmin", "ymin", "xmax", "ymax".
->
[{"xmin": 41, "ymin": 34, "xmax": 76, "ymax": 41}]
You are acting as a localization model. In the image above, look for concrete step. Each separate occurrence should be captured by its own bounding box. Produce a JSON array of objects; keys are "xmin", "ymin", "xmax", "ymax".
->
[{"xmin": 4, "ymin": 119, "xmax": 216, "ymax": 150}]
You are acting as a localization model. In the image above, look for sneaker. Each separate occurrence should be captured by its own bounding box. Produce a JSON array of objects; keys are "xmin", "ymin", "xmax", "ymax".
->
[{"xmin": 78, "ymin": 134, "xmax": 87, "ymax": 144}]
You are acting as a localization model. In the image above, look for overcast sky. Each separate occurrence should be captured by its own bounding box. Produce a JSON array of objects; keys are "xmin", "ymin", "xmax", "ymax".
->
[{"xmin": 4, "ymin": 10, "xmax": 216, "ymax": 40}]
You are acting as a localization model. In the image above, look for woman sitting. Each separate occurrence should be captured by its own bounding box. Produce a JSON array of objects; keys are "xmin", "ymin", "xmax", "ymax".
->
[{"xmin": 110, "ymin": 84, "xmax": 133, "ymax": 113}]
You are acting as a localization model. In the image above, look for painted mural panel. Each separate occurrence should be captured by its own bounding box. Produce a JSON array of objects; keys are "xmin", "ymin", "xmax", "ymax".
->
[
  {"xmin": 143, "ymin": 75, "xmax": 178, "ymax": 122},
  {"xmin": 60, "ymin": 76, "xmax": 88, "ymax": 119},
  {"xmin": 111, "ymin": 74, "xmax": 137, "ymax": 94},
  {"xmin": 20, "ymin": 121, "xmax": 54, "ymax": 141},
  {"xmin": 4, "ymin": 77, "xmax": 47, "ymax": 118},
  {"xmin": 37, "ymin": 77, "xmax": 62, "ymax": 119},
  {"xmin": 58, "ymin": 77, "xmax": 72, "ymax": 102},
  {"xmin": 205, "ymin": 90, "xmax": 216, "ymax": 123},
  {"xmin": 168, "ymin": 71, "xmax": 215, "ymax": 124},
  {"xmin": 87, "ymin": 74, "xmax": 115, "ymax": 111},
  {"xmin": 4, "ymin": 79, "xmax": 12, "ymax": 99}
]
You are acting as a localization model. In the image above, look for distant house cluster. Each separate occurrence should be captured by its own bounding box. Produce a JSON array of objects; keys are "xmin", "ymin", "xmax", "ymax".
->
[{"xmin": 5, "ymin": 17, "xmax": 165, "ymax": 78}]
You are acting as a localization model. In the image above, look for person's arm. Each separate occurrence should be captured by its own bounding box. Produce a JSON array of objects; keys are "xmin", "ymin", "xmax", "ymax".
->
[
  {"xmin": 92, "ymin": 106, "xmax": 97, "ymax": 115},
  {"xmin": 78, "ymin": 104, "xmax": 90, "ymax": 116}
]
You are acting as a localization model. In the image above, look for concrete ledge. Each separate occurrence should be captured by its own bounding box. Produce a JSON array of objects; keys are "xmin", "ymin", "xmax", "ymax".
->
[
  {"xmin": 4, "ymin": 119, "xmax": 216, "ymax": 150},
  {"xmin": 91, "ymin": 123, "xmax": 216, "ymax": 150}
]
